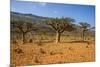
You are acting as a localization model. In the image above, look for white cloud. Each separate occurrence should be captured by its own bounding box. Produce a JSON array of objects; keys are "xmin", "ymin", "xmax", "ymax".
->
[
  {"xmin": 54, "ymin": 11, "xmax": 58, "ymax": 14},
  {"xmin": 38, "ymin": 2, "xmax": 47, "ymax": 6}
]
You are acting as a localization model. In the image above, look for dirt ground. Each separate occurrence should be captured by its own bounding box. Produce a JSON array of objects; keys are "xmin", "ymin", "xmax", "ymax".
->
[{"xmin": 10, "ymin": 39, "xmax": 95, "ymax": 66}]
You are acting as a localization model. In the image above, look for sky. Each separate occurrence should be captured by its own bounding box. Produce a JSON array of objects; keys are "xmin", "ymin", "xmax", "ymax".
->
[{"xmin": 11, "ymin": 0, "xmax": 95, "ymax": 27}]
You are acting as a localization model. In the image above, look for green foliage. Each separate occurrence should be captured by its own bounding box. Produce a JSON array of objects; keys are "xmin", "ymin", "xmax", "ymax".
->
[
  {"xmin": 45, "ymin": 17, "xmax": 76, "ymax": 43},
  {"xmin": 79, "ymin": 22, "xmax": 91, "ymax": 41},
  {"xmin": 45, "ymin": 17, "xmax": 75, "ymax": 33},
  {"xmin": 11, "ymin": 20, "xmax": 37, "ymax": 33},
  {"xmin": 11, "ymin": 20, "xmax": 37, "ymax": 44},
  {"xmin": 79, "ymin": 22, "xmax": 91, "ymax": 31}
]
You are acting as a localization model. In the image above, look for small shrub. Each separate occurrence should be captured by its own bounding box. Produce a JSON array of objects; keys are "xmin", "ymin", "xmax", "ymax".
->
[
  {"xmin": 29, "ymin": 39, "xmax": 33, "ymax": 43},
  {"xmin": 12, "ymin": 40, "xmax": 18, "ymax": 44},
  {"xmin": 14, "ymin": 48, "xmax": 23, "ymax": 54},
  {"xmin": 34, "ymin": 57, "xmax": 41, "ymax": 63},
  {"xmin": 50, "ymin": 51, "xmax": 56, "ymax": 55},
  {"xmin": 36, "ymin": 40, "xmax": 43, "ymax": 46},
  {"xmin": 40, "ymin": 48, "xmax": 46, "ymax": 54},
  {"xmin": 69, "ymin": 47, "xmax": 74, "ymax": 51},
  {"xmin": 86, "ymin": 45, "xmax": 89, "ymax": 48},
  {"xmin": 50, "ymin": 51, "xmax": 63, "ymax": 55}
]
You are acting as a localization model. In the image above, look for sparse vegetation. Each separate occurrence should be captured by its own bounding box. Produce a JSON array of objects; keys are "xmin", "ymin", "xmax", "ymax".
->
[
  {"xmin": 79, "ymin": 22, "xmax": 91, "ymax": 41},
  {"xmin": 45, "ymin": 17, "xmax": 75, "ymax": 43},
  {"xmin": 10, "ymin": 12, "xmax": 95, "ymax": 66},
  {"xmin": 11, "ymin": 20, "xmax": 37, "ymax": 44}
]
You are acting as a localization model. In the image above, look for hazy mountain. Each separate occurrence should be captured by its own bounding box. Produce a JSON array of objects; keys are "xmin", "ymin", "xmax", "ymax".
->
[
  {"xmin": 10, "ymin": 11, "xmax": 48, "ymax": 22},
  {"xmin": 10, "ymin": 11, "xmax": 54, "ymax": 33}
]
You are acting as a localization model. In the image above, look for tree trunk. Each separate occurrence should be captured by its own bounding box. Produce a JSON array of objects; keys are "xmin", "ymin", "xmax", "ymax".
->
[
  {"xmin": 82, "ymin": 31, "xmax": 85, "ymax": 41},
  {"xmin": 23, "ymin": 32, "xmax": 26, "ymax": 44},
  {"xmin": 56, "ymin": 32, "xmax": 61, "ymax": 43}
]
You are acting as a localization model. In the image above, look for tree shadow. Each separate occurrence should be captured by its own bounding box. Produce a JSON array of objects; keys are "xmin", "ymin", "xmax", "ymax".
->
[
  {"xmin": 59, "ymin": 40, "xmax": 90, "ymax": 44},
  {"xmin": 67, "ymin": 41, "xmax": 88, "ymax": 43},
  {"xmin": 34, "ymin": 40, "xmax": 54, "ymax": 45},
  {"xmin": 42, "ymin": 40, "xmax": 54, "ymax": 43}
]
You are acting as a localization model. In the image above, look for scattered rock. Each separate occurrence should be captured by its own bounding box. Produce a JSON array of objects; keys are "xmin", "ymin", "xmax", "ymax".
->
[{"xmin": 69, "ymin": 47, "xmax": 74, "ymax": 51}]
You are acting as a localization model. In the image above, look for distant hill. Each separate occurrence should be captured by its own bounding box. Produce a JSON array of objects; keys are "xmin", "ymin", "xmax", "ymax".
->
[
  {"xmin": 10, "ymin": 11, "xmax": 54, "ymax": 33},
  {"xmin": 10, "ymin": 11, "xmax": 49, "ymax": 23}
]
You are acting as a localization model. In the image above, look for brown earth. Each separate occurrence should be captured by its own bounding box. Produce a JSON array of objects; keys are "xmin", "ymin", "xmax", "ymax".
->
[{"xmin": 10, "ymin": 40, "xmax": 95, "ymax": 66}]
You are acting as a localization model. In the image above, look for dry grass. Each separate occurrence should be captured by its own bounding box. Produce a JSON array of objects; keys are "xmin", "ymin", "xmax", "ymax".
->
[{"xmin": 10, "ymin": 36, "xmax": 95, "ymax": 66}]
